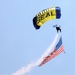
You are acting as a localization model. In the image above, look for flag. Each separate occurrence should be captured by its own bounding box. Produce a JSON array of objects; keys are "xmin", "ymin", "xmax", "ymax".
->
[{"xmin": 39, "ymin": 37, "xmax": 64, "ymax": 66}]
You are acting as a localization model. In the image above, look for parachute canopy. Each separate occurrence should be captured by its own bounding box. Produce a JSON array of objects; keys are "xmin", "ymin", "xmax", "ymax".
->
[{"xmin": 33, "ymin": 7, "xmax": 61, "ymax": 29}]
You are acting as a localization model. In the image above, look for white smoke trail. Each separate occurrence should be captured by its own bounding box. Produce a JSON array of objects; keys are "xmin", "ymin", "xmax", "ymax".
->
[
  {"xmin": 34, "ymin": 33, "xmax": 59, "ymax": 66},
  {"xmin": 12, "ymin": 33, "xmax": 59, "ymax": 75}
]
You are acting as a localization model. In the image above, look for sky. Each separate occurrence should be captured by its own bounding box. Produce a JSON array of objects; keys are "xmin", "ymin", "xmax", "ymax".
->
[{"xmin": 0, "ymin": 0, "xmax": 75, "ymax": 75}]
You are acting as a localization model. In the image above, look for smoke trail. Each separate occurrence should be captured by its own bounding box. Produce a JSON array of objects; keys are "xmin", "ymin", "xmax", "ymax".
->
[
  {"xmin": 12, "ymin": 33, "xmax": 59, "ymax": 75},
  {"xmin": 35, "ymin": 33, "xmax": 59, "ymax": 66}
]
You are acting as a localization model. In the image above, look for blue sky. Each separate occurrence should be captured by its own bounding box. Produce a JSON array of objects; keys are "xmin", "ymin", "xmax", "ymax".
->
[{"xmin": 0, "ymin": 0, "xmax": 75, "ymax": 75}]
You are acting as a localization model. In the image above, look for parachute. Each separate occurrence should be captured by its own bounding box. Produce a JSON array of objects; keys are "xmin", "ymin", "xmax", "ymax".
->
[{"xmin": 33, "ymin": 7, "xmax": 61, "ymax": 29}]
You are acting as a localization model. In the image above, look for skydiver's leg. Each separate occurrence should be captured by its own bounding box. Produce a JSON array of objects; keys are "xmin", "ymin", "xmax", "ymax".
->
[
  {"xmin": 60, "ymin": 29, "xmax": 61, "ymax": 32},
  {"xmin": 57, "ymin": 30, "xmax": 58, "ymax": 33}
]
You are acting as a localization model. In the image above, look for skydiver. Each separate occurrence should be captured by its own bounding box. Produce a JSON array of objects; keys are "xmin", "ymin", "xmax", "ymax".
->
[
  {"xmin": 56, "ymin": 26, "xmax": 61, "ymax": 33},
  {"xmin": 53, "ymin": 25, "xmax": 61, "ymax": 33}
]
